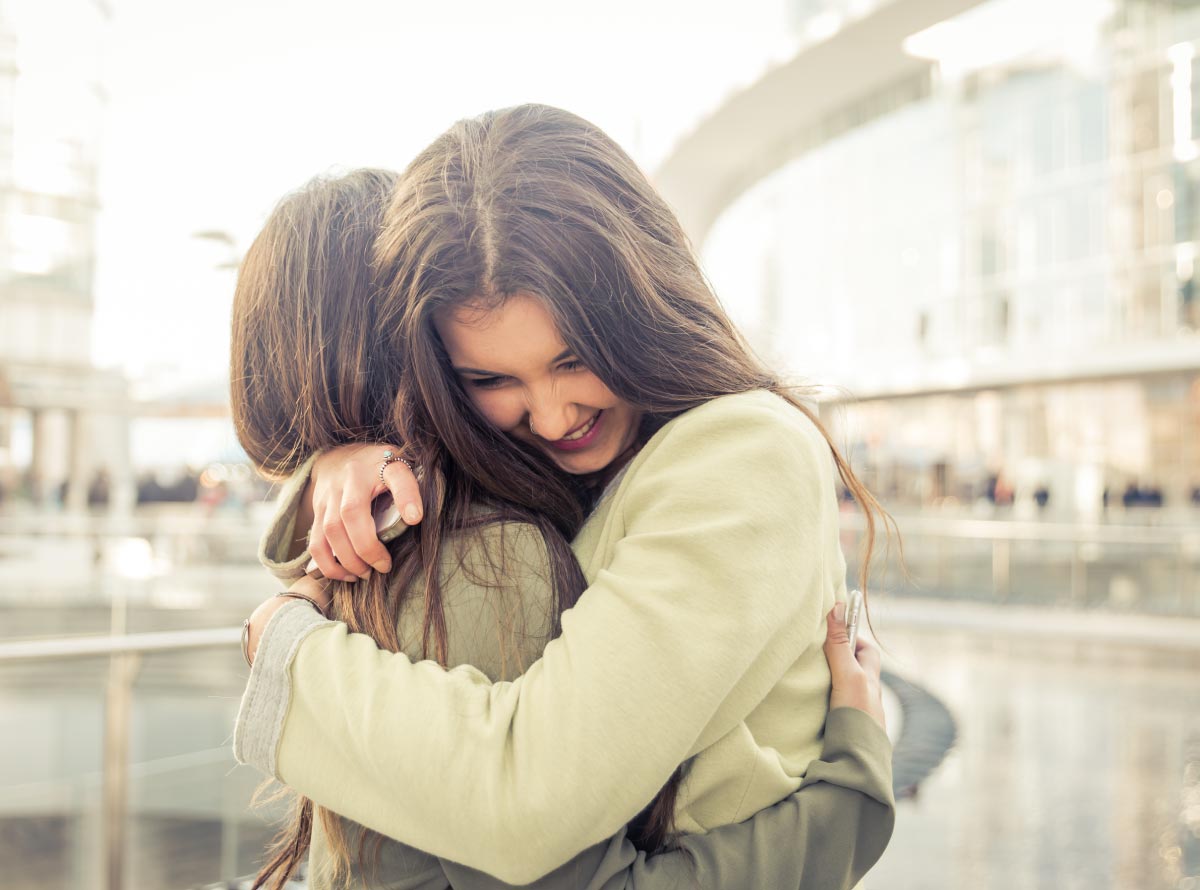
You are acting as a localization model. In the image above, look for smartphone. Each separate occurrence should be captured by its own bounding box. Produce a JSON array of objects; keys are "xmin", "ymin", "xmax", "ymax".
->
[
  {"xmin": 372, "ymin": 492, "xmax": 403, "ymax": 539},
  {"xmin": 845, "ymin": 589, "xmax": 864, "ymax": 652}
]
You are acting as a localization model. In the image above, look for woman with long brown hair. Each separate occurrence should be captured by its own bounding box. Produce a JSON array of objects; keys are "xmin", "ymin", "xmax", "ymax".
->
[{"xmin": 233, "ymin": 107, "xmax": 895, "ymax": 888}]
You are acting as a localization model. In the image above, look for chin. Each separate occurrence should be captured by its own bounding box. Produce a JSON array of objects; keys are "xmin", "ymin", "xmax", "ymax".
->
[{"xmin": 551, "ymin": 452, "xmax": 610, "ymax": 475}]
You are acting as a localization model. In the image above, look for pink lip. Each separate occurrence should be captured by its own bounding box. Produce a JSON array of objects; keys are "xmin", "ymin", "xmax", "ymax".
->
[{"xmin": 548, "ymin": 410, "xmax": 604, "ymax": 452}]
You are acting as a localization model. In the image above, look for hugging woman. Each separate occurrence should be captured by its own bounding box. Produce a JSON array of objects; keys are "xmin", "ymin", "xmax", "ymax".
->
[{"xmin": 231, "ymin": 106, "xmax": 895, "ymax": 889}]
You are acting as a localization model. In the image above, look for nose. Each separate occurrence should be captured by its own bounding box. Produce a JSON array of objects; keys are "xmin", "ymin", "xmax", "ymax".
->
[{"xmin": 526, "ymin": 392, "xmax": 577, "ymax": 442}]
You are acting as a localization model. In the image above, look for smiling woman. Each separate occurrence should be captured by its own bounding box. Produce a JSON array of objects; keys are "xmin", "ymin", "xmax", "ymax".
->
[{"xmin": 437, "ymin": 293, "xmax": 643, "ymax": 475}]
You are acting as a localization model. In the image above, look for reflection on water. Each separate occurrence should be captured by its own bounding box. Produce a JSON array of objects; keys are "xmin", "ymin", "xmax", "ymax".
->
[{"xmin": 875, "ymin": 618, "xmax": 1200, "ymax": 889}]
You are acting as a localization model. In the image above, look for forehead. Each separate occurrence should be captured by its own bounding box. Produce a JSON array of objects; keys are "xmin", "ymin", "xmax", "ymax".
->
[{"xmin": 435, "ymin": 292, "xmax": 566, "ymax": 367}]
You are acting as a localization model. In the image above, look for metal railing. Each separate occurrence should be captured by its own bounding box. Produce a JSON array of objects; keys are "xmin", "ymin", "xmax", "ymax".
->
[
  {"xmin": 0, "ymin": 628, "xmax": 241, "ymax": 890},
  {"xmin": 839, "ymin": 512, "xmax": 1200, "ymax": 614}
]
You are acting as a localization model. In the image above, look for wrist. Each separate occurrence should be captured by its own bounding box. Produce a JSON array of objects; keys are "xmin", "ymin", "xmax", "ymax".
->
[
  {"xmin": 288, "ymin": 573, "xmax": 332, "ymax": 614},
  {"xmin": 244, "ymin": 596, "xmax": 291, "ymax": 666},
  {"xmin": 243, "ymin": 572, "xmax": 332, "ymax": 666},
  {"xmin": 830, "ymin": 678, "xmax": 885, "ymax": 728}
]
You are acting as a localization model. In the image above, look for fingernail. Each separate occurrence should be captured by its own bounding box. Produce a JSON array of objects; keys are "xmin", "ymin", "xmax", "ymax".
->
[
  {"xmin": 403, "ymin": 503, "xmax": 421, "ymax": 524},
  {"xmin": 305, "ymin": 559, "xmax": 317, "ymax": 573},
  {"xmin": 357, "ymin": 571, "xmax": 371, "ymax": 581},
  {"xmin": 834, "ymin": 602, "xmax": 845, "ymax": 623},
  {"xmin": 373, "ymin": 561, "xmax": 392, "ymax": 574}
]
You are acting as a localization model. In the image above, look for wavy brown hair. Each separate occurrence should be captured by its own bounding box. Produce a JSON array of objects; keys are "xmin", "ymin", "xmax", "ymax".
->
[
  {"xmin": 373, "ymin": 103, "xmax": 898, "ymax": 853},
  {"xmin": 229, "ymin": 168, "xmax": 587, "ymax": 888}
]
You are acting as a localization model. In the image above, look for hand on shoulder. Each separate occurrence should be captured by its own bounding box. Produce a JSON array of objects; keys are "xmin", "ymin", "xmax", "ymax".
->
[{"xmin": 303, "ymin": 442, "xmax": 423, "ymax": 582}]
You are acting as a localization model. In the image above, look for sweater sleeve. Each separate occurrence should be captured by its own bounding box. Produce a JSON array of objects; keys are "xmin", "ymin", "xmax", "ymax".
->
[
  {"xmin": 235, "ymin": 520, "xmax": 555, "ymax": 780},
  {"xmin": 257, "ymin": 451, "xmax": 320, "ymax": 582},
  {"xmin": 437, "ymin": 707, "xmax": 895, "ymax": 890},
  {"xmin": 251, "ymin": 396, "xmax": 836, "ymax": 884}
]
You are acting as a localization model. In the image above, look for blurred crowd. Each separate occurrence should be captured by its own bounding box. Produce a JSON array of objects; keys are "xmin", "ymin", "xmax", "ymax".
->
[{"xmin": 0, "ymin": 463, "xmax": 274, "ymax": 515}]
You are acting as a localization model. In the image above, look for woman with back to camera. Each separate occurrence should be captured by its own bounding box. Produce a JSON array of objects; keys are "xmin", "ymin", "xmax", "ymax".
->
[{"xmin": 233, "ymin": 106, "xmax": 896, "ymax": 887}]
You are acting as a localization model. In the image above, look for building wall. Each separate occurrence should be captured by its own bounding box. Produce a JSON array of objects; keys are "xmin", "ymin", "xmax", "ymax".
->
[{"xmin": 703, "ymin": 0, "xmax": 1200, "ymax": 513}]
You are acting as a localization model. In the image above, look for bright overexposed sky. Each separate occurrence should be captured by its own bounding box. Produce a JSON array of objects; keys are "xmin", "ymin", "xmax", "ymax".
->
[{"xmin": 92, "ymin": 0, "xmax": 797, "ymax": 393}]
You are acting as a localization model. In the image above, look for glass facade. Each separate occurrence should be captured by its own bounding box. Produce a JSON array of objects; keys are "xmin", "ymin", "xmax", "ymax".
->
[{"xmin": 704, "ymin": 0, "xmax": 1200, "ymax": 515}]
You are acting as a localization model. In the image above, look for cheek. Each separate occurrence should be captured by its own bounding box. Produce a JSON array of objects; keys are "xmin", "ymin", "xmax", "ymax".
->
[
  {"xmin": 576, "ymin": 373, "xmax": 621, "ymax": 406},
  {"xmin": 468, "ymin": 389, "xmax": 525, "ymax": 431}
]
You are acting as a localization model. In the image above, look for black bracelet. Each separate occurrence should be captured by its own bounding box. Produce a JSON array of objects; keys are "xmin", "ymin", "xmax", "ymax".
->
[
  {"xmin": 242, "ymin": 591, "xmax": 330, "ymax": 668},
  {"xmin": 274, "ymin": 590, "xmax": 330, "ymax": 618}
]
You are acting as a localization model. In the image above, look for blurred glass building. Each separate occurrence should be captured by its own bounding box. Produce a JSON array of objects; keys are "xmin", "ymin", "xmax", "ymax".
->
[
  {"xmin": 673, "ymin": 0, "xmax": 1200, "ymax": 520},
  {"xmin": 0, "ymin": 0, "xmax": 131, "ymax": 511}
]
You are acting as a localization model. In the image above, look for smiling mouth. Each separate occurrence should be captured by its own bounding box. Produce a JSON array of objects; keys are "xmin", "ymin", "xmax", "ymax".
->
[{"xmin": 559, "ymin": 412, "xmax": 600, "ymax": 442}]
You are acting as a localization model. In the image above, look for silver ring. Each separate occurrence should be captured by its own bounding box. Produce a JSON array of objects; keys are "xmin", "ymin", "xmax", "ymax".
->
[{"xmin": 379, "ymin": 449, "xmax": 414, "ymax": 483}]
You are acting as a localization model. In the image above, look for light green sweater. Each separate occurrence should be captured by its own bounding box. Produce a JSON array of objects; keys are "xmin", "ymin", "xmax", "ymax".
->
[{"xmin": 237, "ymin": 390, "xmax": 855, "ymax": 885}]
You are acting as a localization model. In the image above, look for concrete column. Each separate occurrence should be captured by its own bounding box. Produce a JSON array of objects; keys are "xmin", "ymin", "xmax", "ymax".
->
[
  {"xmin": 29, "ymin": 407, "xmax": 51, "ymax": 505},
  {"xmin": 66, "ymin": 409, "xmax": 92, "ymax": 513},
  {"xmin": 107, "ymin": 410, "xmax": 135, "ymax": 515}
]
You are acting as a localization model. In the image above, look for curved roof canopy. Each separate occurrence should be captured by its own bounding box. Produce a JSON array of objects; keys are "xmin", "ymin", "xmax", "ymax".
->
[{"xmin": 652, "ymin": 0, "xmax": 986, "ymax": 247}]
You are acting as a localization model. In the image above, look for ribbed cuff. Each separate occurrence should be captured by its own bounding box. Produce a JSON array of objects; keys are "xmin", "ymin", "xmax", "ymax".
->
[
  {"xmin": 233, "ymin": 600, "xmax": 336, "ymax": 777},
  {"xmin": 257, "ymin": 452, "xmax": 320, "ymax": 582}
]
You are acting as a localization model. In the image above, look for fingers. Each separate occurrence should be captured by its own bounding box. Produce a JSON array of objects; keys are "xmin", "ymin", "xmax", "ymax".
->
[
  {"xmin": 824, "ymin": 604, "xmax": 883, "ymax": 681},
  {"xmin": 307, "ymin": 500, "xmax": 357, "ymax": 583},
  {"xmin": 854, "ymin": 630, "xmax": 882, "ymax": 678},
  {"xmin": 823, "ymin": 604, "xmax": 860, "ymax": 682},
  {"xmin": 340, "ymin": 489, "xmax": 393, "ymax": 575},
  {"xmin": 321, "ymin": 495, "xmax": 374, "ymax": 580},
  {"xmin": 305, "ymin": 442, "xmax": 416, "ymax": 583},
  {"xmin": 825, "ymin": 601, "xmax": 850, "ymax": 644},
  {"xmin": 825, "ymin": 603, "xmax": 888, "ymax": 729},
  {"xmin": 381, "ymin": 460, "xmax": 423, "ymax": 526}
]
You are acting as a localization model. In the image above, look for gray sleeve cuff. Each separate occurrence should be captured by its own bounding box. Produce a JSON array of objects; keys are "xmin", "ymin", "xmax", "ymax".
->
[
  {"xmin": 233, "ymin": 600, "xmax": 336, "ymax": 777},
  {"xmin": 257, "ymin": 451, "xmax": 320, "ymax": 582},
  {"xmin": 802, "ymin": 707, "xmax": 895, "ymax": 807}
]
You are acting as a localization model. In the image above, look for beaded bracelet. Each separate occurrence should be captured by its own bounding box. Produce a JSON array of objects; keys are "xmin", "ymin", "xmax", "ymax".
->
[{"xmin": 241, "ymin": 591, "xmax": 331, "ymax": 667}]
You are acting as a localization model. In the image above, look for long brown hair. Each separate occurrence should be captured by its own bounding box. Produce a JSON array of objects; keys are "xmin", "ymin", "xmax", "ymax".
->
[
  {"xmin": 373, "ymin": 103, "xmax": 898, "ymax": 852},
  {"xmin": 229, "ymin": 169, "xmax": 587, "ymax": 887}
]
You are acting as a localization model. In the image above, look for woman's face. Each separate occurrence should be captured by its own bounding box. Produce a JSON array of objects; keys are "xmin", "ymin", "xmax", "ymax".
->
[{"xmin": 435, "ymin": 293, "xmax": 642, "ymax": 476}]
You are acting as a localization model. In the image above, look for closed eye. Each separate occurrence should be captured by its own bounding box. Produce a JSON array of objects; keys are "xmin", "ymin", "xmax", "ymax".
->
[{"xmin": 465, "ymin": 375, "xmax": 509, "ymax": 390}]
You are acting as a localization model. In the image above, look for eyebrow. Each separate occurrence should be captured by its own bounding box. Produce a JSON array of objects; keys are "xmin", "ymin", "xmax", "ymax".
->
[{"xmin": 454, "ymin": 348, "xmax": 575, "ymax": 376}]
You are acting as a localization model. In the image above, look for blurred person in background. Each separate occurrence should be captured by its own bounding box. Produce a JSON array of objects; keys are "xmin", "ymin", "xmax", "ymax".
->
[{"xmin": 230, "ymin": 161, "xmax": 893, "ymax": 888}]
